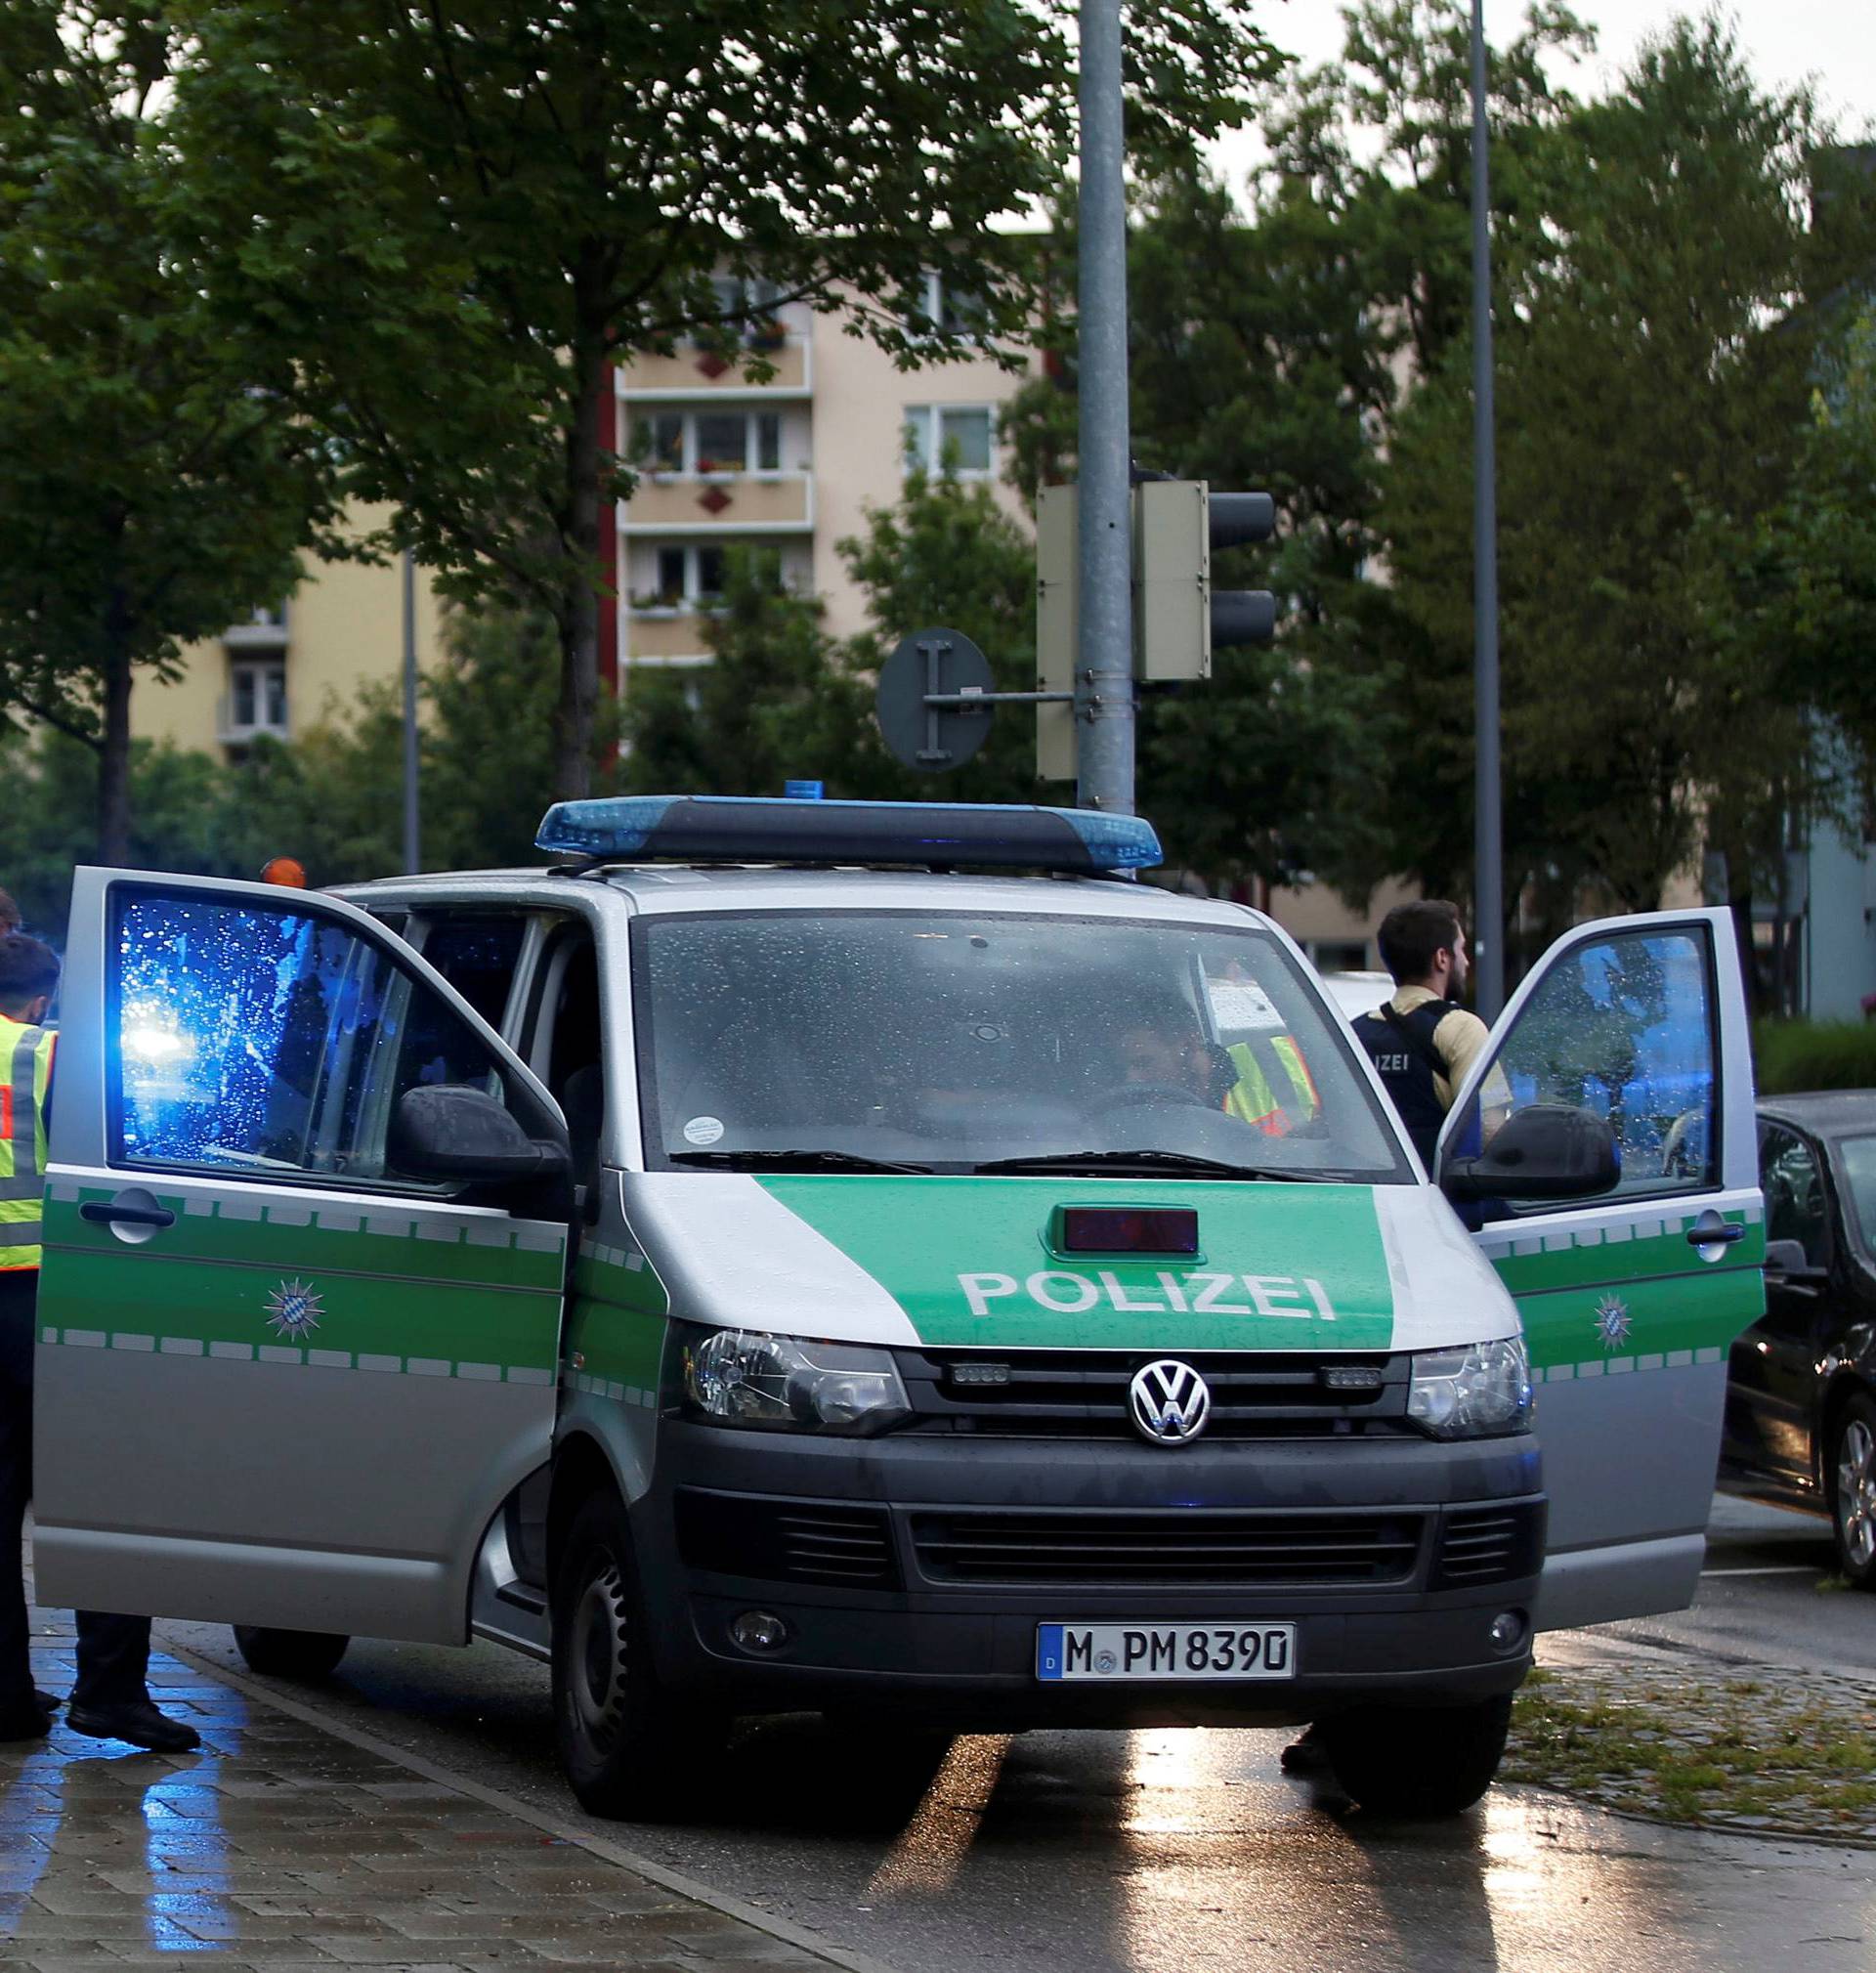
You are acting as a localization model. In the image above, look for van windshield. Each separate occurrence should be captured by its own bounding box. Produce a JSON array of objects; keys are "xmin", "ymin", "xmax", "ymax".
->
[{"xmin": 631, "ymin": 910, "xmax": 1411, "ymax": 1181}]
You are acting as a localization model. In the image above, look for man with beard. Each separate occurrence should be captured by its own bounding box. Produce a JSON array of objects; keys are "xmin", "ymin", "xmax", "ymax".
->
[{"xmin": 1351, "ymin": 901, "xmax": 1498, "ymax": 1170}]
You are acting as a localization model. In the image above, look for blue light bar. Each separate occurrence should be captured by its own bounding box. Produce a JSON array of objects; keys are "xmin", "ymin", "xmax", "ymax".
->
[{"xmin": 535, "ymin": 795, "xmax": 1163, "ymax": 874}]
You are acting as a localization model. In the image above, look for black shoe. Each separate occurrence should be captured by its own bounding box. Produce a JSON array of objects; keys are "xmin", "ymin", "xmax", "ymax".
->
[
  {"xmin": 33, "ymin": 1688, "xmax": 60, "ymax": 1713},
  {"xmin": 65, "ymin": 1701, "xmax": 201, "ymax": 1753},
  {"xmin": 0, "ymin": 1703, "xmax": 52, "ymax": 1741}
]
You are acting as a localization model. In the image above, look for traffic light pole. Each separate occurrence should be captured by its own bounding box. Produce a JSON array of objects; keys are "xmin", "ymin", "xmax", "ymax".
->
[
  {"xmin": 1470, "ymin": 0, "xmax": 1504, "ymax": 1019},
  {"xmin": 1074, "ymin": 0, "xmax": 1135, "ymax": 815}
]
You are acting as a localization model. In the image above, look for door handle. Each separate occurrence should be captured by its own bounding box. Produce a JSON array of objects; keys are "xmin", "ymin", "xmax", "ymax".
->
[
  {"xmin": 1684, "ymin": 1219, "xmax": 1744, "ymax": 1248},
  {"xmin": 80, "ymin": 1198, "xmax": 176, "ymax": 1230}
]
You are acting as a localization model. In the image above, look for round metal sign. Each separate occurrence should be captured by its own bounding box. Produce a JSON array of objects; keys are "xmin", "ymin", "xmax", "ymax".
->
[{"xmin": 875, "ymin": 626, "xmax": 995, "ymax": 773}]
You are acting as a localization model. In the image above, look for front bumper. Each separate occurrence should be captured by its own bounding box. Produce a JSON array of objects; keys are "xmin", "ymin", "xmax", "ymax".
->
[{"xmin": 632, "ymin": 1424, "xmax": 1545, "ymax": 1729}]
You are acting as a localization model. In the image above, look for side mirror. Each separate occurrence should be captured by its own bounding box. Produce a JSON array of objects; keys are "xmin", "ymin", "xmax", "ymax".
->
[
  {"xmin": 391, "ymin": 1084, "xmax": 568, "ymax": 1185},
  {"xmin": 1441, "ymin": 1102, "xmax": 1618, "ymax": 1202}
]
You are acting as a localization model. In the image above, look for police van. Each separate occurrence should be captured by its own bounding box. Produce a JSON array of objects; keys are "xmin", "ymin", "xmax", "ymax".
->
[{"xmin": 33, "ymin": 796, "xmax": 1762, "ymax": 1819}]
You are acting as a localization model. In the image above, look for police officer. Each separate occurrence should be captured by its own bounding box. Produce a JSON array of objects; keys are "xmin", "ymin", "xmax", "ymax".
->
[
  {"xmin": 1351, "ymin": 900, "xmax": 1498, "ymax": 1168},
  {"xmin": 0, "ymin": 932, "xmax": 201, "ymax": 1750}
]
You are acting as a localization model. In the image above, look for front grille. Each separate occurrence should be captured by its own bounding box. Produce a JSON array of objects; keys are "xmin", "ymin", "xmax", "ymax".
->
[
  {"xmin": 909, "ymin": 1509, "xmax": 1424, "ymax": 1587},
  {"xmin": 899, "ymin": 1350, "xmax": 1415, "ymax": 1441},
  {"xmin": 1430, "ymin": 1504, "xmax": 1545, "ymax": 1589},
  {"xmin": 675, "ymin": 1488, "xmax": 899, "ymax": 1588}
]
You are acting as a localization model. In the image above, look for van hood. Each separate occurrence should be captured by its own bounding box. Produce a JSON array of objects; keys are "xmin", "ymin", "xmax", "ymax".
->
[{"xmin": 618, "ymin": 1174, "xmax": 1516, "ymax": 1353}]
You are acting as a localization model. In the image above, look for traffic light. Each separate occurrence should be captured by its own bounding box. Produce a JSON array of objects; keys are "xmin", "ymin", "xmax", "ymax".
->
[
  {"xmin": 1133, "ymin": 480, "xmax": 1277, "ymax": 683},
  {"xmin": 1034, "ymin": 478, "xmax": 1279, "ymax": 778}
]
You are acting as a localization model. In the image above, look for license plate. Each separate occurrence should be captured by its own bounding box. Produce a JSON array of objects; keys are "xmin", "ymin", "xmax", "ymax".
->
[{"xmin": 1037, "ymin": 1622, "xmax": 1297, "ymax": 1681}]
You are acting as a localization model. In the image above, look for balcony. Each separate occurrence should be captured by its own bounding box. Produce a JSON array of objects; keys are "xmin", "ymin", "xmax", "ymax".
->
[
  {"xmin": 623, "ymin": 610, "xmax": 714, "ymax": 664},
  {"xmin": 225, "ymin": 606, "xmax": 288, "ymax": 651},
  {"xmin": 620, "ymin": 473, "xmax": 813, "ymax": 535},
  {"xmin": 617, "ymin": 336, "xmax": 810, "ymax": 400}
]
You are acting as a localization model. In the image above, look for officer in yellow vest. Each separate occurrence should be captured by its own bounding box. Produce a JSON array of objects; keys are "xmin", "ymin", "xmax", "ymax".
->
[{"xmin": 0, "ymin": 932, "xmax": 200, "ymax": 1750}]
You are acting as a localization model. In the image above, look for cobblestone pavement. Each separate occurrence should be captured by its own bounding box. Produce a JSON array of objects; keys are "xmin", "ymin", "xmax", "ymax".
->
[
  {"xmin": 1513, "ymin": 1630, "xmax": 1876, "ymax": 1846},
  {"xmin": 0, "ymin": 1609, "xmax": 856, "ymax": 1973}
]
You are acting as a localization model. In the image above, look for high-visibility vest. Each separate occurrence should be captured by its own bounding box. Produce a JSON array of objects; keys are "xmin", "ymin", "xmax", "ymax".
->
[
  {"xmin": 1222, "ymin": 1035, "xmax": 1319, "ymax": 1137},
  {"xmin": 0, "ymin": 1016, "xmax": 55, "ymax": 1271}
]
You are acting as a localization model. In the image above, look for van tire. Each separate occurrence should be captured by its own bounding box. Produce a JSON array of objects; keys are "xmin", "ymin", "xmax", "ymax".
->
[
  {"xmin": 1316, "ymin": 1694, "xmax": 1513, "ymax": 1818},
  {"xmin": 551, "ymin": 1490, "xmax": 696, "ymax": 1820},
  {"xmin": 231, "ymin": 1626, "xmax": 350, "ymax": 1680}
]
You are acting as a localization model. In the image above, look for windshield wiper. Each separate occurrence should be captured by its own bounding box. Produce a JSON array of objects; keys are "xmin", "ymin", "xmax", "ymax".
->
[
  {"xmin": 667, "ymin": 1148, "xmax": 934, "ymax": 1175},
  {"xmin": 972, "ymin": 1149, "xmax": 1332, "ymax": 1181}
]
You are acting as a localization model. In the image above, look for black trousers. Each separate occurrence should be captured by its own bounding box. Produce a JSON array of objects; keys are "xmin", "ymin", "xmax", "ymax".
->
[{"xmin": 0, "ymin": 1268, "xmax": 154, "ymax": 1712}]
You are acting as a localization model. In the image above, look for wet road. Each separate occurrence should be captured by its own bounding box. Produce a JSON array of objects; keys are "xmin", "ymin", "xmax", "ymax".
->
[{"xmin": 153, "ymin": 1492, "xmax": 1876, "ymax": 1973}]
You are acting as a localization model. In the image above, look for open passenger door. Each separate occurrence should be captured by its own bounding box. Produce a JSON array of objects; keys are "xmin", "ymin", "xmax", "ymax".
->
[
  {"xmin": 1436, "ymin": 907, "xmax": 1763, "ymax": 1629},
  {"xmin": 34, "ymin": 870, "xmax": 570, "ymax": 1644}
]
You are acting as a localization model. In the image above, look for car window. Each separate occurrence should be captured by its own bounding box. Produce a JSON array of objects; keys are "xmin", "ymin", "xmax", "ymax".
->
[
  {"xmin": 630, "ymin": 909, "xmax": 1411, "ymax": 1179},
  {"xmin": 414, "ymin": 915, "xmax": 529, "ymax": 1035},
  {"xmin": 1449, "ymin": 927, "xmax": 1716, "ymax": 1211},
  {"xmin": 112, "ymin": 890, "xmax": 501, "ymax": 1188},
  {"xmin": 1839, "ymin": 1134, "xmax": 1876, "ymax": 1264},
  {"xmin": 1760, "ymin": 1124, "xmax": 1828, "ymax": 1269}
]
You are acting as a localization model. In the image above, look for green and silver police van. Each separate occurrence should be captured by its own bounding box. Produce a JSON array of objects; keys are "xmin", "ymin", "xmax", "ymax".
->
[{"xmin": 32, "ymin": 795, "xmax": 1763, "ymax": 1818}]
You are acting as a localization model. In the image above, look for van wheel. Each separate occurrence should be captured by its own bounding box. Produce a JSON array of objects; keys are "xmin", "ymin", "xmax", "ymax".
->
[
  {"xmin": 1317, "ymin": 1694, "xmax": 1513, "ymax": 1817},
  {"xmin": 231, "ymin": 1626, "xmax": 350, "ymax": 1680},
  {"xmin": 551, "ymin": 1491, "xmax": 696, "ymax": 1820}
]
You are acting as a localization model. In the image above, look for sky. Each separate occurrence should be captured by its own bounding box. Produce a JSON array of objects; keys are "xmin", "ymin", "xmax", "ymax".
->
[{"xmin": 1214, "ymin": 0, "xmax": 1876, "ymax": 188}]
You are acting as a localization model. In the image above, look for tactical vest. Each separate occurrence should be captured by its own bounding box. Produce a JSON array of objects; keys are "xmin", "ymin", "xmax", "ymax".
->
[
  {"xmin": 1352, "ymin": 1000, "xmax": 1453, "ymax": 1167},
  {"xmin": 0, "ymin": 1017, "xmax": 55, "ymax": 1271}
]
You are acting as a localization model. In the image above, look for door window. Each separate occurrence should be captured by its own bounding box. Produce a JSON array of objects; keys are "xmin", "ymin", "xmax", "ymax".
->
[
  {"xmin": 1760, "ymin": 1125, "xmax": 1828, "ymax": 1268},
  {"xmin": 415, "ymin": 915, "xmax": 529, "ymax": 1036},
  {"xmin": 1449, "ymin": 926, "xmax": 1717, "ymax": 1206},
  {"xmin": 111, "ymin": 891, "xmax": 500, "ymax": 1188}
]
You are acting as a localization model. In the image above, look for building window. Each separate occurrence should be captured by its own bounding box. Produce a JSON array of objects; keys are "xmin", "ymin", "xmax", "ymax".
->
[
  {"xmin": 903, "ymin": 404, "xmax": 994, "ymax": 477},
  {"xmin": 703, "ymin": 275, "xmax": 785, "ymax": 344},
  {"xmin": 228, "ymin": 658, "xmax": 288, "ymax": 739},
  {"xmin": 638, "ymin": 544, "xmax": 730, "ymax": 612},
  {"xmin": 632, "ymin": 409, "xmax": 789, "ymax": 478},
  {"xmin": 905, "ymin": 271, "xmax": 990, "ymax": 338}
]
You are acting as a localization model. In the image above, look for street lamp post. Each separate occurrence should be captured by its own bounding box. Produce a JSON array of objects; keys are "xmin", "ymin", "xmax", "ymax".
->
[{"xmin": 1470, "ymin": 0, "xmax": 1504, "ymax": 1019}]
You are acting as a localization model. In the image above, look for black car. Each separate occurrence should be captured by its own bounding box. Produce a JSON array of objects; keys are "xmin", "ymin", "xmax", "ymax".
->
[{"xmin": 1719, "ymin": 1092, "xmax": 1876, "ymax": 1583}]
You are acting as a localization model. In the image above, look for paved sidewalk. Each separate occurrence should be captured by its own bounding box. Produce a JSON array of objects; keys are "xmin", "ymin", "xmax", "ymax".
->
[{"xmin": 1, "ymin": 1608, "xmax": 847, "ymax": 1972}]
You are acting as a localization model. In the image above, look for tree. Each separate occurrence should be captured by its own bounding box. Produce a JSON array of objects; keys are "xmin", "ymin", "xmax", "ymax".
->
[
  {"xmin": 996, "ymin": 1, "xmax": 1592, "ymax": 900},
  {"xmin": 0, "ymin": 3, "xmax": 347, "ymax": 860},
  {"xmin": 1381, "ymin": 17, "xmax": 1873, "ymax": 965},
  {"xmin": 168, "ymin": 0, "xmax": 1280, "ymax": 808}
]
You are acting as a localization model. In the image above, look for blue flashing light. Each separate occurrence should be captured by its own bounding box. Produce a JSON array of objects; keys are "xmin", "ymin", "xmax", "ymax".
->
[
  {"xmin": 534, "ymin": 794, "xmax": 1163, "ymax": 875},
  {"xmin": 783, "ymin": 779, "xmax": 825, "ymax": 800}
]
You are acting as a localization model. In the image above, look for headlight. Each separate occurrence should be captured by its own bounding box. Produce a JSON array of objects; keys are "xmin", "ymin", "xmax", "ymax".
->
[
  {"xmin": 1407, "ymin": 1337, "xmax": 1533, "ymax": 1440},
  {"xmin": 679, "ymin": 1326, "xmax": 912, "ymax": 1437}
]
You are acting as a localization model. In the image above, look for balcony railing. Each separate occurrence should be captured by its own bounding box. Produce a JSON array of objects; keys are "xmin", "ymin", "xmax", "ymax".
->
[
  {"xmin": 620, "ymin": 472, "xmax": 813, "ymax": 534},
  {"xmin": 617, "ymin": 336, "xmax": 810, "ymax": 398}
]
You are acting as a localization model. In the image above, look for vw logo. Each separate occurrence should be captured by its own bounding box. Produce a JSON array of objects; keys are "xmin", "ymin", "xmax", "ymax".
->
[{"xmin": 1130, "ymin": 1359, "xmax": 1211, "ymax": 1446}]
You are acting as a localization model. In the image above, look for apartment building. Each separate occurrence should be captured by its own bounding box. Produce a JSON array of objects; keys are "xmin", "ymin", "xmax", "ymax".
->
[
  {"xmin": 132, "ymin": 279, "xmax": 1034, "ymax": 754},
  {"xmin": 611, "ymin": 275, "xmax": 1032, "ymax": 674}
]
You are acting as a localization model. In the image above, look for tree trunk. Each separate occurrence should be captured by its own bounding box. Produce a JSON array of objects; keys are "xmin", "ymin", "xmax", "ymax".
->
[
  {"xmin": 549, "ymin": 337, "xmax": 606, "ymax": 802},
  {"xmin": 97, "ymin": 597, "xmax": 135, "ymax": 865}
]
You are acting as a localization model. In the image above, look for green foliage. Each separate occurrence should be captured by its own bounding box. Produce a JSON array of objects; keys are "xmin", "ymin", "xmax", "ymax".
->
[
  {"xmin": 1753, "ymin": 1019, "xmax": 1876, "ymax": 1095},
  {"xmin": 619, "ymin": 547, "xmax": 877, "ymax": 799},
  {"xmin": 838, "ymin": 470, "xmax": 1043, "ymax": 805},
  {"xmin": 1379, "ymin": 16, "xmax": 1869, "ymax": 943},
  {"xmin": 165, "ymin": 0, "xmax": 1280, "ymax": 800},
  {"xmin": 0, "ymin": 3, "xmax": 347, "ymax": 858}
]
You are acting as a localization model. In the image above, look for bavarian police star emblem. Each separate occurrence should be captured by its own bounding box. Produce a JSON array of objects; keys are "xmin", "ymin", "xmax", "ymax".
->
[
  {"xmin": 265, "ymin": 1278, "xmax": 324, "ymax": 1340},
  {"xmin": 1593, "ymin": 1294, "xmax": 1632, "ymax": 1352}
]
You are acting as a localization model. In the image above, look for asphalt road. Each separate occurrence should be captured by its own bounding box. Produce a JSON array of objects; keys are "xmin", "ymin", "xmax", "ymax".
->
[{"xmin": 152, "ymin": 1489, "xmax": 1876, "ymax": 1973}]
